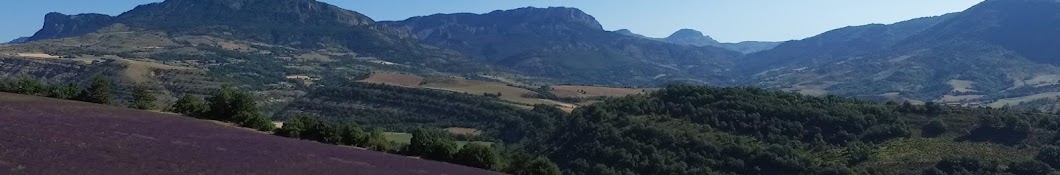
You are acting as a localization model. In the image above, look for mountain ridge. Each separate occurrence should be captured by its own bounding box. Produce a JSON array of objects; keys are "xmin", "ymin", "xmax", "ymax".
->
[
  {"xmin": 383, "ymin": 7, "xmax": 742, "ymax": 85},
  {"xmin": 616, "ymin": 28, "xmax": 781, "ymax": 53}
]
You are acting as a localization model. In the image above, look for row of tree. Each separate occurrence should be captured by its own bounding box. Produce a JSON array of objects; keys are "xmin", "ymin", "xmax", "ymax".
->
[
  {"xmin": 273, "ymin": 113, "xmax": 561, "ymax": 175},
  {"xmin": 407, "ymin": 128, "xmax": 560, "ymax": 174},
  {"xmin": 0, "ymin": 75, "xmax": 154, "ymax": 109}
]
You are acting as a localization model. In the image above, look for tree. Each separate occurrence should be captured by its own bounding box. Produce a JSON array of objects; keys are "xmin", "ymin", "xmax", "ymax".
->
[
  {"xmin": 309, "ymin": 121, "xmax": 342, "ymax": 144},
  {"xmin": 277, "ymin": 114, "xmax": 315, "ymax": 138},
  {"xmin": 49, "ymin": 83, "xmax": 80, "ymax": 100},
  {"xmin": 80, "ymin": 75, "xmax": 113, "ymax": 105},
  {"xmin": 1008, "ymin": 160, "xmax": 1054, "ymax": 175},
  {"xmin": 170, "ymin": 95, "xmax": 208, "ymax": 118},
  {"xmin": 206, "ymin": 85, "xmax": 238, "ymax": 121},
  {"xmin": 1037, "ymin": 146, "xmax": 1060, "ymax": 168},
  {"xmin": 363, "ymin": 127, "xmax": 394, "ymax": 152},
  {"xmin": 339, "ymin": 122, "xmax": 366, "ymax": 146},
  {"xmin": 922, "ymin": 120, "xmax": 948, "ymax": 137},
  {"xmin": 206, "ymin": 85, "xmax": 258, "ymax": 122},
  {"xmin": 16, "ymin": 75, "xmax": 45, "ymax": 96},
  {"xmin": 234, "ymin": 111, "xmax": 275, "ymax": 132},
  {"xmin": 130, "ymin": 85, "xmax": 157, "ymax": 110},
  {"xmin": 453, "ymin": 143, "xmax": 502, "ymax": 170},
  {"xmin": 506, "ymin": 155, "xmax": 561, "ymax": 175},
  {"xmin": 409, "ymin": 128, "xmax": 458, "ymax": 161}
]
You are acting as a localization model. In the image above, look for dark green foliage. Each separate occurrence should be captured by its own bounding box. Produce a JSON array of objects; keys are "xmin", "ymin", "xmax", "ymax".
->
[
  {"xmin": 338, "ymin": 122, "xmax": 366, "ymax": 146},
  {"xmin": 170, "ymin": 95, "xmax": 207, "ymax": 118},
  {"xmin": 278, "ymin": 114, "xmax": 383, "ymax": 148},
  {"xmin": 363, "ymin": 128, "xmax": 395, "ymax": 152},
  {"xmin": 523, "ymin": 84, "xmax": 1060, "ymax": 174},
  {"xmin": 198, "ymin": 85, "xmax": 274, "ymax": 131},
  {"xmin": 1008, "ymin": 160, "xmax": 1055, "ymax": 175},
  {"xmin": 957, "ymin": 115, "xmax": 1032, "ymax": 145},
  {"xmin": 1038, "ymin": 146, "xmax": 1060, "ymax": 168},
  {"xmin": 16, "ymin": 76, "xmax": 46, "ymax": 96},
  {"xmin": 453, "ymin": 143, "xmax": 502, "ymax": 170},
  {"xmin": 80, "ymin": 75, "xmax": 113, "ymax": 105},
  {"xmin": 922, "ymin": 157, "xmax": 1002, "ymax": 175},
  {"xmin": 506, "ymin": 154, "xmax": 562, "ymax": 175},
  {"xmin": 234, "ymin": 111, "xmax": 275, "ymax": 132},
  {"xmin": 922, "ymin": 120, "xmax": 948, "ymax": 137},
  {"xmin": 0, "ymin": 77, "xmax": 80, "ymax": 100},
  {"xmin": 409, "ymin": 128, "xmax": 458, "ymax": 161},
  {"xmin": 206, "ymin": 85, "xmax": 239, "ymax": 121},
  {"xmin": 130, "ymin": 85, "xmax": 157, "ymax": 110},
  {"xmin": 281, "ymin": 82, "xmax": 563, "ymax": 143},
  {"xmin": 48, "ymin": 83, "xmax": 80, "ymax": 100},
  {"xmin": 205, "ymin": 85, "xmax": 260, "ymax": 122},
  {"xmin": 922, "ymin": 157, "xmax": 1053, "ymax": 175}
]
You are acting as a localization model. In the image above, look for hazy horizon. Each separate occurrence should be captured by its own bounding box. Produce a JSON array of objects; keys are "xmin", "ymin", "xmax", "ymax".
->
[{"xmin": 2, "ymin": 0, "xmax": 982, "ymax": 43}]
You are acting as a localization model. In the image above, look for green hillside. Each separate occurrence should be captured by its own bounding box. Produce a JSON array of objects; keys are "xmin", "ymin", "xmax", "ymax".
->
[{"xmin": 522, "ymin": 84, "xmax": 1060, "ymax": 174}]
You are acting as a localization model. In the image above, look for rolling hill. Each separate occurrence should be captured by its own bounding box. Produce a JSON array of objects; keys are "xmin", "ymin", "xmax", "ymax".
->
[{"xmin": 0, "ymin": 92, "xmax": 497, "ymax": 175}]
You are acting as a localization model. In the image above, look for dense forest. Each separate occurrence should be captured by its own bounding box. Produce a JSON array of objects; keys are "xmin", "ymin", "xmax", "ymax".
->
[{"xmin": 518, "ymin": 84, "xmax": 1060, "ymax": 175}]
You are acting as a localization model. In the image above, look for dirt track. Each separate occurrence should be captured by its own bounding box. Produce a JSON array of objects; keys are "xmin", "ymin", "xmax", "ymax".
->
[{"xmin": 0, "ymin": 93, "xmax": 497, "ymax": 175}]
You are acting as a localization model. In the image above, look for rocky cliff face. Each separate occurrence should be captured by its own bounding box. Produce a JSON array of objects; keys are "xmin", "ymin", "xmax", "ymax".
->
[{"xmin": 26, "ymin": 13, "xmax": 115, "ymax": 42}]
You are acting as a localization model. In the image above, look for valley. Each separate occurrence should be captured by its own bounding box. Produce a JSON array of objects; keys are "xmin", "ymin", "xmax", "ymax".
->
[{"xmin": 4, "ymin": 0, "xmax": 1060, "ymax": 174}]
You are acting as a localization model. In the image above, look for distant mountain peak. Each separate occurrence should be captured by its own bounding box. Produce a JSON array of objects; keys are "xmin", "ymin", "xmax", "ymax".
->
[
  {"xmin": 664, "ymin": 28, "xmax": 721, "ymax": 46},
  {"xmin": 668, "ymin": 29, "xmax": 707, "ymax": 38},
  {"xmin": 26, "ymin": 12, "xmax": 115, "ymax": 42},
  {"xmin": 483, "ymin": 7, "xmax": 604, "ymax": 31}
]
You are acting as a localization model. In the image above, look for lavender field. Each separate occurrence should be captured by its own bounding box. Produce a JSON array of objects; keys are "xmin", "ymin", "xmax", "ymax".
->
[{"xmin": 0, "ymin": 93, "xmax": 497, "ymax": 175}]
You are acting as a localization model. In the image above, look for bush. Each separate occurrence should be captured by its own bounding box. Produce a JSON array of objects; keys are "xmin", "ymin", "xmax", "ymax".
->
[
  {"xmin": 506, "ymin": 155, "xmax": 561, "ymax": 175},
  {"xmin": 409, "ymin": 128, "xmax": 458, "ymax": 161},
  {"xmin": 922, "ymin": 120, "xmax": 948, "ymax": 137},
  {"xmin": 130, "ymin": 85, "xmax": 157, "ymax": 110},
  {"xmin": 1037, "ymin": 146, "xmax": 1060, "ymax": 168},
  {"xmin": 235, "ymin": 111, "xmax": 275, "ymax": 132},
  {"xmin": 170, "ymin": 95, "xmax": 208, "ymax": 117},
  {"xmin": 1008, "ymin": 160, "xmax": 1054, "ymax": 175},
  {"xmin": 79, "ymin": 75, "xmax": 113, "ymax": 105},
  {"xmin": 453, "ymin": 143, "xmax": 502, "ymax": 170}
]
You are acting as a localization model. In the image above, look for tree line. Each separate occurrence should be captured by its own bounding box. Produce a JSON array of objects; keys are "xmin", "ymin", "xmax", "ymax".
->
[{"xmin": 0, "ymin": 75, "xmax": 152, "ymax": 109}]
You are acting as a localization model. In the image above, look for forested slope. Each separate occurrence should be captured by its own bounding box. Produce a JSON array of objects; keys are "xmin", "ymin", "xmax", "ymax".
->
[
  {"xmin": 278, "ymin": 82, "xmax": 565, "ymax": 143},
  {"xmin": 525, "ymin": 84, "xmax": 1060, "ymax": 175}
]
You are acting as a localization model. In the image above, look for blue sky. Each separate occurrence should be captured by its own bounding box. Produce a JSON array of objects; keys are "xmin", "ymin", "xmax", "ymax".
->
[{"xmin": 1, "ymin": 0, "xmax": 982, "ymax": 43}]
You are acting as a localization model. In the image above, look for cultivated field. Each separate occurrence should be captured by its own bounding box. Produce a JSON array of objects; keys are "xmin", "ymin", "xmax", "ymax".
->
[
  {"xmin": 359, "ymin": 72, "xmax": 424, "ymax": 87},
  {"xmin": 551, "ymin": 85, "xmax": 648, "ymax": 98},
  {"xmin": 988, "ymin": 92, "xmax": 1060, "ymax": 108},
  {"xmin": 0, "ymin": 93, "xmax": 497, "ymax": 175},
  {"xmin": 421, "ymin": 78, "xmax": 571, "ymax": 107}
]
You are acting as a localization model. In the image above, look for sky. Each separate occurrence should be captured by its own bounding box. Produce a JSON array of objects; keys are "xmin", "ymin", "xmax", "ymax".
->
[{"xmin": 1, "ymin": 0, "xmax": 983, "ymax": 43}]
